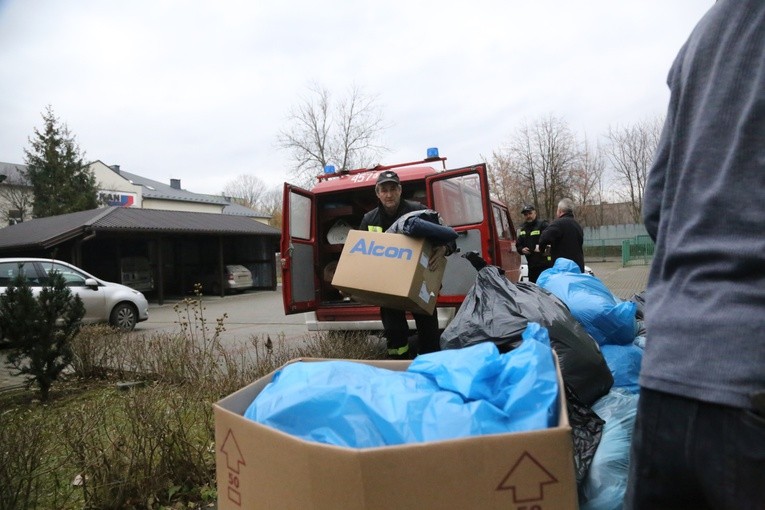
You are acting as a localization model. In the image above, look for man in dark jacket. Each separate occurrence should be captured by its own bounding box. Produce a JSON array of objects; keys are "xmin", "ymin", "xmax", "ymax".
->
[
  {"xmin": 516, "ymin": 204, "xmax": 552, "ymax": 283},
  {"xmin": 538, "ymin": 198, "xmax": 585, "ymax": 272},
  {"xmin": 358, "ymin": 170, "xmax": 446, "ymax": 358}
]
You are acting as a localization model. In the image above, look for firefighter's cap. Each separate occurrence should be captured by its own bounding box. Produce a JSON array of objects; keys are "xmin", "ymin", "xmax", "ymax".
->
[
  {"xmin": 376, "ymin": 170, "xmax": 400, "ymax": 186},
  {"xmin": 521, "ymin": 204, "xmax": 535, "ymax": 213}
]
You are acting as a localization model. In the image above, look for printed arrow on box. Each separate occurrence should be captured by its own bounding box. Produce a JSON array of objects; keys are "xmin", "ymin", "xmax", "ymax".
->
[
  {"xmin": 221, "ymin": 429, "xmax": 246, "ymax": 474},
  {"xmin": 495, "ymin": 451, "xmax": 558, "ymax": 503}
]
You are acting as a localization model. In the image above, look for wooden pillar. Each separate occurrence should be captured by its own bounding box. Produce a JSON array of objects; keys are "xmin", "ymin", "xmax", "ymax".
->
[{"xmin": 156, "ymin": 235, "xmax": 165, "ymax": 305}]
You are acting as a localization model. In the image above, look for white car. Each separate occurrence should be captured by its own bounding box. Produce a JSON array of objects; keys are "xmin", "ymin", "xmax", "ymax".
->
[
  {"xmin": 0, "ymin": 258, "xmax": 149, "ymax": 331},
  {"xmin": 520, "ymin": 263, "xmax": 594, "ymax": 282}
]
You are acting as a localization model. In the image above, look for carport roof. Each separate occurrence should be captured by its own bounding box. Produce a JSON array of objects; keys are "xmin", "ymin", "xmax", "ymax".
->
[{"xmin": 0, "ymin": 207, "xmax": 280, "ymax": 252}]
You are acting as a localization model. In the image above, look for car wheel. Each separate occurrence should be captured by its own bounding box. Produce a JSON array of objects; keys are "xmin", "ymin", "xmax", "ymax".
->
[{"xmin": 110, "ymin": 302, "xmax": 138, "ymax": 331}]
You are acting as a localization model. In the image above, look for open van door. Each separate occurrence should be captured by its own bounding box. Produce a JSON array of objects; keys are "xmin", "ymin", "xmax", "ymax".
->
[
  {"xmin": 281, "ymin": 184, "xmax": 318, "ymax": 314},
  {"xmin": 426, "ymin": 164, "xmax": 497, "ymax": 306}
]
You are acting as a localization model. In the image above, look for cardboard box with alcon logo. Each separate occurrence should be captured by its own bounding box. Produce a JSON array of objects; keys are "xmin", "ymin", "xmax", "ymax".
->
[{"xmin": 331, "ymin": 230, "xmax": 446, "ymax": 314}]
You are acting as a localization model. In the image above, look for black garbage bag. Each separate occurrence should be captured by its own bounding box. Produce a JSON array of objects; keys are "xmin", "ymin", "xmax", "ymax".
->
[
  {"xmin": 441, "ymin": 266, "xmax": 614, "ymax": 406},
  {"xmin": 629, "ymin": 291, "xmax": 647, "ymax": 321},
  {"xmin": 567, "ymin": 386, "xmax": 604, "ymax": 485}
]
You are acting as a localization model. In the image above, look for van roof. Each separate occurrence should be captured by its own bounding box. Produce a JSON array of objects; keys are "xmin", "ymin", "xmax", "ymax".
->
[{"xmin": 312, "ymin": 165, "xmax": 439, "ymax": 194}]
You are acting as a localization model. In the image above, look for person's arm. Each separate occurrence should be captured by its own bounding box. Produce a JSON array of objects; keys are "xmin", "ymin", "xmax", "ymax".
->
[
  {"xmin": 643, "ymin": 111, "xmax": 673, "ymax": 243},
  {"xmin": 643, "ymin": 50, "xmax": 682, "ymax": 242},
  {"xmin": 358, "ymin": 209, "xmax": 374, "ymax": 231},
  {"xmin": 535, "ymin": 220, "xmax": 550, "ymax": 253},
  {"xmin": 516, "ymin": 229, "xmax": 528, "ymax": 254},
  {"xmin": 537, "ymin": 221, "xmax": 559, "ymax": 251},
  {"xmin": 428, "ymin": 245, "xmax": 448, "ymax": 271}
]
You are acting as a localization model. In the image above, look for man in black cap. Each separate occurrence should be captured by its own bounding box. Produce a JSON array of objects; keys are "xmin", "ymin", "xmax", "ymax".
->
[
  {"xmin": 358, "ymin": 170, "xmax": 447, "ymax": 358},
  {"xmin": 516, "ymin": 204, "xmax": 551, "ymax": 283}
]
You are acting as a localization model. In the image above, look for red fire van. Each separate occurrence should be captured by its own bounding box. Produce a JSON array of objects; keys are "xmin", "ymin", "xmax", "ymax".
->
[{"xmin": 280, "ymin": 151, "xmax": 521, "ymax": 332}]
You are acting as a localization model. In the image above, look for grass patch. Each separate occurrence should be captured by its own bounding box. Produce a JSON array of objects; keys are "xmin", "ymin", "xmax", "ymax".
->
[{"xmin": 1, "ymin": 295, "xmax": 385, "ymax": 509}]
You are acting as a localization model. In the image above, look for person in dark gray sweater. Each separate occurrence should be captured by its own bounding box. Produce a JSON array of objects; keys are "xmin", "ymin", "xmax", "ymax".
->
[{"xmin": 625, "ymin": 1, "xmax": 765, "ymax": 508}]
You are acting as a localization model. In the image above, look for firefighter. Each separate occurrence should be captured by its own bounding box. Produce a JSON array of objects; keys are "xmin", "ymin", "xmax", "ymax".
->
[
  {"xmin": 516, "ymin": 204, "xmax": 552, "ymax": 283},
  {"xmin": 358, "ymin": 170, "xmax": 447, "ymax": 359}
]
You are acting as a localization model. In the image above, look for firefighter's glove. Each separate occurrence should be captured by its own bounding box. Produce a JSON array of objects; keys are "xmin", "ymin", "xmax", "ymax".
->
[
  {"xmin": 428, "ymin": 245, "xmax": 448, "ymax": 271},
  {"xmin": 462, "ymin": 250, "xmax": 488, "ymax": 271}
]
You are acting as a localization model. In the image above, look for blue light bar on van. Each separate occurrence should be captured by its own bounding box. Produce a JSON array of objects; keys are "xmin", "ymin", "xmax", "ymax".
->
[
  {"xmin": 324, "ymin": 165, "xmax": 336, "ymax": 174},
  {"xmin": 426, "ymin": 147, "xmax": 439, "ymax": 158}
]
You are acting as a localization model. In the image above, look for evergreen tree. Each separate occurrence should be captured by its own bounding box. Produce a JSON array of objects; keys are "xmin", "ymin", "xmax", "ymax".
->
[
  {"xmin": 0, "ymin": 269, "xmax": 85, "ymax": 401},
  {"xmin": 23, "ymin": 105, "xmax": 99, "ymax": 217}
]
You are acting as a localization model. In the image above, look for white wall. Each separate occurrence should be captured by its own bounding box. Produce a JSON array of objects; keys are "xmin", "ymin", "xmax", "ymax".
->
[
  {"xmin": 89, "ymin": 161, "xmax": 143, "ymax": 208},
  {"xmin": 141, "ymin": 198, "xmax": 223, "ymax": 214}
]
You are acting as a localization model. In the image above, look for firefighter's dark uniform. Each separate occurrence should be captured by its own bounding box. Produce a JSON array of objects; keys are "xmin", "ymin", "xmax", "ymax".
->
[
  {"xmin": 359, "ymin": 199, "xmax": 440, "ymax": 358},
  {"xmin": 516, "ymin": 218, "xmax": 552, "ymax": 283}
]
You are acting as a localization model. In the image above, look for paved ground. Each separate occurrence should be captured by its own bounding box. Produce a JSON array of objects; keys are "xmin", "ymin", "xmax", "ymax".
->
[
  {"xmin": 0, "ymin": 259, "xmax": 649, "ymax": 391},
  {"xmin": 587, "ymin": 258, "xmax": 649, "ymax": 299}
]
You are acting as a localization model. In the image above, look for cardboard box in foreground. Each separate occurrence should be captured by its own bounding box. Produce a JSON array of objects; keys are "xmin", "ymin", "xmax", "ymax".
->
[
  {"xmin": 331, "ymin": 230, "xmax": 446, "ymax": 315},
  {"xmin": 214, "ymin": 358, "xmax": 578, "ymax": 510}
]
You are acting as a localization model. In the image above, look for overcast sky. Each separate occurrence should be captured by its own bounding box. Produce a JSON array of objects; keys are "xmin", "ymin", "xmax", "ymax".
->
[{"xmin": 0, "ymin": 1, "xmax": 713, "ymax": 196}]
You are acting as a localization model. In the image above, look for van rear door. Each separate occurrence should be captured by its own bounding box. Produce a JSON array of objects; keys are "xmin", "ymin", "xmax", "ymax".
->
[
  {"xmin": 281, "ymin": 184, "xmax": 318, "ymax": 314},
  {"xmin": 491, "ymin": 201, "xmax": 522, "ymax": 281},
  {"xmin": 425, "ymin": 164, "xmax": 497, "ymax": 305}
]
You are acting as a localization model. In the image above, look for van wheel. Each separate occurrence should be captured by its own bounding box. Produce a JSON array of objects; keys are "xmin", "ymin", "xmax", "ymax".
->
[{"xmin": 110, "ymin": 303, "xmax": 138, "ymax": 331}]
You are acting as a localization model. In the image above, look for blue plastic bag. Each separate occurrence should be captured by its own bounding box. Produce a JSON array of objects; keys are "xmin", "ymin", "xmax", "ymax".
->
[
  {"xmin": 537, "ymin": 258, "xmax": 637, "ymax": 345},
  {"xmin": 579, "ymin": 389, "xmax": 639, "ymax": 510},
  {"xmin": 244, "ymin": 324, "xmax": 559, "ymax": 448},
  {"xmin": 600, "ymin": 344, "xmax": 643, "ymax": 394}
]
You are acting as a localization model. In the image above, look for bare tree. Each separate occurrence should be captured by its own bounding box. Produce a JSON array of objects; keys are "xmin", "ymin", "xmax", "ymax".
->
[
  {"xmin": 604, "ymin": 117, "xmax": 663, "ymax": 222},
  {"xmin": 0, "ymin": 165, "xmax": 34, "ymax": 224},
  {"xmin": 259, "ymin": 187, "xmax": 283, "ymax": 228},
  {"xmin": 485, "ymin": 150, "xmax": 512, "ymax": 205},
  {"xmin": 222, "ymin": 174, "xmax": 267, "ymax": 209},
  {"xmin": 485, "ymin": 150, "xmax": 527, "ymax": 225},
  {"xmin": 278, "ymin": 83, "xmax": 388, "ymax": 186},
  {"xmin": 220, "ymin": 175, "xmax": 283, "ymax": 227},
  {"xmin": 333, "ymin": 85, "xmax": 388, "ymax": 172},
  {"xmin": 507, "ymin": 114, "xmax": 579, "ymax": 219},
  {"xmin": 569, "ymin": 137, "xmax": 606, "ymax": 227}
]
